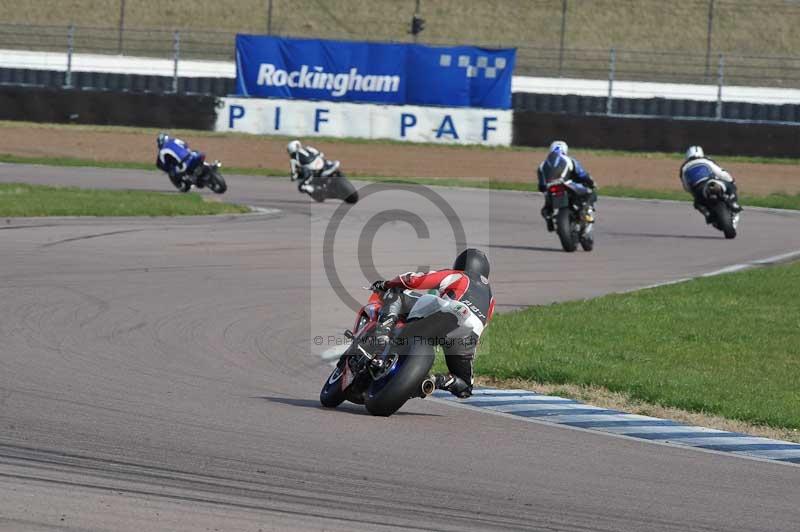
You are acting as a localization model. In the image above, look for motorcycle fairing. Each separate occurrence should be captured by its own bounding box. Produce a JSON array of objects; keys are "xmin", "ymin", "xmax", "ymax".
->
[{"xmin": 405, "ymin": 293, "xmax": 485, "ymax": 339}]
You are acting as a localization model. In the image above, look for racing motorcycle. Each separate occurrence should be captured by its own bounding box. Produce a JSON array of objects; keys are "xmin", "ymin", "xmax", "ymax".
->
[
  {"xmin": 545, "ymin": 177, "xmax": 595, "ymax": 252},
  {"xmin": 320, "ymin": 287, "xmax": 481, "ymax": 416},
  {"xmin": 170, "ymin": 158, "xmax": 227, "ymax": 194},
  {"xmin": 699, "ymin": 179, "xmax": 740, "ymax": 239},
  {"xmin": 299, "ymin": 160, "xmax": 359, "ymax": 204}
]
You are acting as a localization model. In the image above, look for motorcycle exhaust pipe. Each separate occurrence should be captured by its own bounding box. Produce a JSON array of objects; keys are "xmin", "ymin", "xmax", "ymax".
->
[{"xmin": 420, "ymin": 376, "xmax": 436, "ymax": 397}]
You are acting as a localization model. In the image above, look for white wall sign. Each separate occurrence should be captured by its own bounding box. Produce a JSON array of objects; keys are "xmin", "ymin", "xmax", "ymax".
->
[{"xmin": 215, "ymin": 97, "xmax": 512, "ymax": 146}]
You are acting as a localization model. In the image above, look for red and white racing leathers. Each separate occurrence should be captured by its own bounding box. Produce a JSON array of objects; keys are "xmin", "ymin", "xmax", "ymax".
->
[{"xmin": 382, "ymin": 269, "xmax": 495, "ymax": 393}]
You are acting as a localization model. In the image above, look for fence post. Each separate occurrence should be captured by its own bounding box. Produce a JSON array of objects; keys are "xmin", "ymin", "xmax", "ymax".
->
[
  {"xmin": 413, "ymin": 0, "xmax": 421, "ymax": 43},
  {"xmin": 117, "ymin": 0, "xmax": 126, "ymax": 54},
  {"xmin": 704, "ymin": 0, "xmax": 715, "ymax": 81},
  {"xmin": 715, "ymin": 53, "xmax": 724, "ymax": 120},
  {"xmin": 606, "ymin": 48, "xmax": 616, "ymax": 115},
  {"xmin": 172, "ymin": 30, "xmax": 180, "ymax": 93},
  {"xmin": 266, "ymin": 0, "xmax": 273, "ymax": 34},
  {"xmin": 558, "ymin": 0, "xmax": 567, "ymax": 77},
  {"xmin": 65, "ymin": 24, "xmax": 74, "ymax": 88}
]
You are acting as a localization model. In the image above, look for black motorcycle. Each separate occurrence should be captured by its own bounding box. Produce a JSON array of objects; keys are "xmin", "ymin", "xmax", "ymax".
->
[
  {"xmin": 544, "ymin": 177, "xmax": 595, "ymax": 252},
  {"xmin": 170, "ymin": 159, "xmax": 227, "ymax": 194},
  {"xmin": 300, "ymin": 160, "xmax": 358, "ymax": 203},
  {"xmin": 699, "ymin": 179, "xmax": 740, "ymax": 239},
  {"xmin": 320, "ymin": 287, "xmax": 478, "ymax": 416}
]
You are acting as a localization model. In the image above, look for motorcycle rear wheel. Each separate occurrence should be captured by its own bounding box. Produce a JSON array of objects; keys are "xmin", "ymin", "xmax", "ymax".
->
[
  {"xmin": 334, "ymin": 175, "xmax": 359, "ymax": 204},
  {"xmin": 365, "ymin": 344, "xmax": 435, "ymax": 417},
  {"xmin": 711, "ymin": 202, "xmax": 737, "ymax": 239},
  {"xmin": 556, "ymin": 208, "xmax": 578, "ymax": 252},
  {"xmin": 170, "ymin": 175, "xmax": 191, "ymax": 193}
]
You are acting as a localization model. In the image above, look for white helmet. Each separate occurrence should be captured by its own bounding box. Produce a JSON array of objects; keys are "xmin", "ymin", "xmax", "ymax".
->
[
  {"xmin": 685, "ymin": 146, "xmax": 704, "ymax": 160},
  {"xmin": 286, "ymin": 140, "xmax": 302, "ymax": 155},
  {"xmin": 549, "ymin": 140, "xmax": 568, "ymax": 155}
]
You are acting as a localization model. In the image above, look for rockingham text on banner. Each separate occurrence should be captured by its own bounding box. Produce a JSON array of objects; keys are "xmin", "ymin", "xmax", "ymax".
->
[{"xmin": 235, "ymin": 35, "xmax": 515, "ymax": 109}]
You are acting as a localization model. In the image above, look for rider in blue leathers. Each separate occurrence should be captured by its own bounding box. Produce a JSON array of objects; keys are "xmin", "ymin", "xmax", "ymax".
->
[
  {"xmin": 537, "ymin": 140, "xmax": 596, "ymax": 232},
  {"xmin": 156, "ymin": 132, "xmax": 206, "ymax": 190}
]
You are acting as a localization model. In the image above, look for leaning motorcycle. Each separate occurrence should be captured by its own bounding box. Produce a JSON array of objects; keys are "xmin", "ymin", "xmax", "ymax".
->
[
  {"xmin": 320, "ymin": 287, "xmax": 481, "ymax": 416},
  {"xmin": 699, "ymin": 179, "xmax": 739, "ymax": 239},
  {"xmin": 301, "ymin": 160, "xmax": 359, "ymax": 203},
  {"xmin": 545, "ymin": 177, "xmax": 595, "ymax": 252},
  {"xmin": 170, "ymin": 158, "xmax": 227, "ymax": 194}
]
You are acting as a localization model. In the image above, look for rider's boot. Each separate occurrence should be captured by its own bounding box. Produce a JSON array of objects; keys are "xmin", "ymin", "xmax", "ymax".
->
[
  {"xmin": 694, "ymin": 201, "xmax": 713, "ymax": 224},
  {"xmin": 373, "ymin": 314, "xmax": 397, "ymax": 353},
  {"xmin": 299, "ymin": 179, "xmax": 315, "ymax": 193},
  {"xmin": 584, "ymin": 205, "xmax": 596, "ymax": 223},
  {"xmin": 434, "ymin": 373, "xmax": 472, "ymax": 398},
  {"xmin": 541, "ymin": 207, "xmax": 555, "ymax": 232}
]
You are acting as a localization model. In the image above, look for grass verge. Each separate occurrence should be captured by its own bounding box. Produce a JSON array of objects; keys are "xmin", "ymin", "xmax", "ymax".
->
[
  {"xmin": 476, "ymin": 261, "xmax": 800, "ymax": 432},
  {"xmin": 6, "ymin": 152, "xmax": 800, "ymax": 210},
  {"xmin": 0, "ymin": 153, "xmax": 288, "ymax": 178},
  {"xmin": 0, "ymin": 182, "xmax": 249, "ymax": 217}
]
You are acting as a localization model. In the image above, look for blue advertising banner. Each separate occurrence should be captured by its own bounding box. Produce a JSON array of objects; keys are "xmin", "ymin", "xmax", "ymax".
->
[{"xmin": 235, "ymin": 35, "xmax": 515, "ymax": 109}]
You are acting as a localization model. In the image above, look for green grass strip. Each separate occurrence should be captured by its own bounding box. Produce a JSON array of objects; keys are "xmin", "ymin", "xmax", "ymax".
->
[
  {"xmin": 0, "ymin": 182, "xmax": 249, "ymax": 217},
  {"xmin": 0, "ymin": 153, "xmax": 288, "ymax": 178},
  {"xmin": 478, "ymin": 261, "xmax": 800, "ymax": 430}
]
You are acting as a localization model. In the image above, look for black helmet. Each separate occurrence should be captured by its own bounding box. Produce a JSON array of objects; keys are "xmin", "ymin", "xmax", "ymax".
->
[{"xmin": 453, "ymin": 248, "xmax": 490, "ymax": 279}]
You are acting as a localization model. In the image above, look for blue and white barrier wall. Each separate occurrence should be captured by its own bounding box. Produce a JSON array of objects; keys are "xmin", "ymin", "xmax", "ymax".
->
[{"xmin": 215, "ymin": 97, "xmax": 512, "ymax": 146}]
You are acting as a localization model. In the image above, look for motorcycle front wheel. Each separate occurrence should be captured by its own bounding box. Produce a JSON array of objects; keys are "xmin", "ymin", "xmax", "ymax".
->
[
  {"xmin": 320, "ymin": 359, "xmax": 348, "ymax": 408},
  {"xmin": 208, "ymin": 168, "xmax": 227, "ymax": 194}
]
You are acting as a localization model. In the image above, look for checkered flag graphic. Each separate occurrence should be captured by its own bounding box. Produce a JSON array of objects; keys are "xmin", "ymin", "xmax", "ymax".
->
[{"xmin": 439, "ymin": 54, "xmax": 508, "ymax": 78}]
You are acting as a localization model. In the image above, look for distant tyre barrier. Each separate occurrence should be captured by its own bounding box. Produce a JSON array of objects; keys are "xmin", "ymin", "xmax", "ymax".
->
[
  {"xmin": 513, "ymin": 110, "xmax": 800, "ymax": 158},
  {"xmin": 1, "ymin": 85, "xmax": 798, "ymax": 157},
  {"xmin": 0, "ymin": 85, "xmax": 217, "ymax": 129}
]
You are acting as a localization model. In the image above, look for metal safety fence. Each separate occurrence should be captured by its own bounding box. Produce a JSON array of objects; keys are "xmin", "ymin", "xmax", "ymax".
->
[
  {"xmin": 1, "ymin": 22, "xmax": 799, "ymax": 124},
  {"xmin": 2, "ymin": 21, "xmax": 800, "ymax": 89}
]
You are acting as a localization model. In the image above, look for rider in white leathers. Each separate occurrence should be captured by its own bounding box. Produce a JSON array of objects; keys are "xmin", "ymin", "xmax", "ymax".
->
[
  {"xmin": 679, "ymin": 146, "xmax": 742, "ymax": 223},
  {"xmin": 287, "ymin": 140, "xmax": 341, "ymax": 195}
]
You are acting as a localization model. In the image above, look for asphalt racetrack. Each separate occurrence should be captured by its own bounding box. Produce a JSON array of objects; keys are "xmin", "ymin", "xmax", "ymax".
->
[{"xmin": 1, "ymin": 164, "xmax": 798, "ymax": 531}]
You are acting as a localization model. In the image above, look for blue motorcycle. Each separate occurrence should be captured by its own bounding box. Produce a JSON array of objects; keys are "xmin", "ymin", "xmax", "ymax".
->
[{"xmin": 169, "ymin": 155, "xmax": 227, "ymax": 195}]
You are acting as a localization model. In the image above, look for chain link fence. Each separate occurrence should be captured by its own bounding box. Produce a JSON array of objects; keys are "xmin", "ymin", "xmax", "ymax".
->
[{"xmin": 2, "ymin": 19, "xmax": 800, "ymax": 91}]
